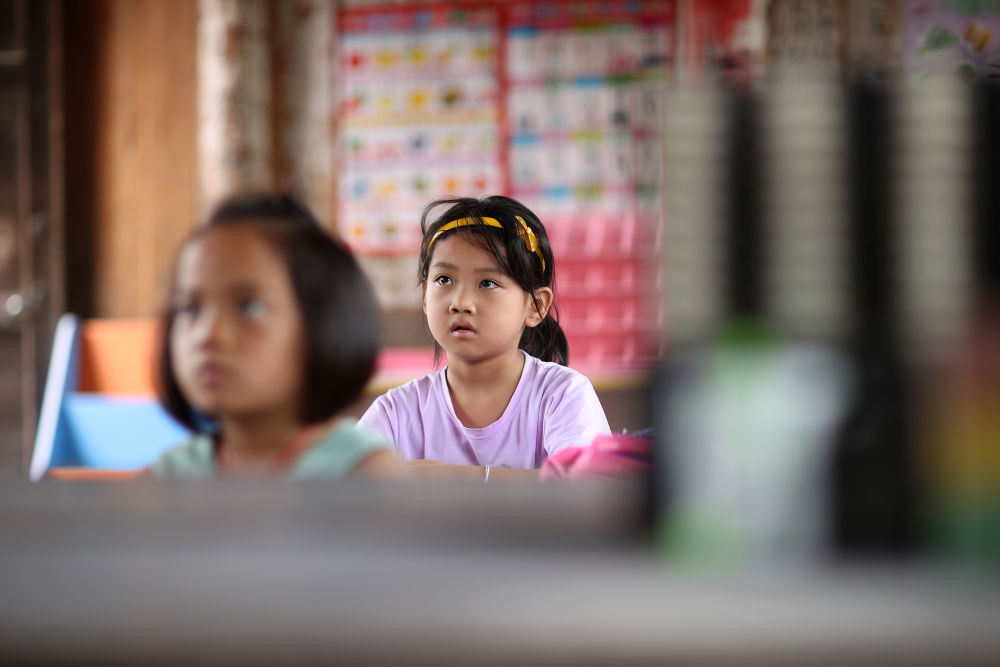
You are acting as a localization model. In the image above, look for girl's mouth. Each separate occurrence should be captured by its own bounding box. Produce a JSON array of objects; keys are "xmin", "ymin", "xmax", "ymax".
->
[
  {"xmin": 450, "ymin": 321, "xmax": 476, "ymax": 336},
  {"xmin": 193, "ymin": 360, "xmax": 229, "ymax": 385}
]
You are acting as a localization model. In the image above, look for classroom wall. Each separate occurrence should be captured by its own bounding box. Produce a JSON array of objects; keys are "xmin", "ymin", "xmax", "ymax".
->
[
  {"xmin": 64, "ymin": 0, "xmax": 337, "ymax": 320},
  {"xmin": 65, "ymin": 0, "xmax": 199, "ymax": 319}
]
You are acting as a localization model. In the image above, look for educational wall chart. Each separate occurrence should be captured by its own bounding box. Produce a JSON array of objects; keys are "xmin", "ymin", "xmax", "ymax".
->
[
  {"xmin": 338, "ymin": 5, "xmax": 502, "ymax": 252},
  {"xmin": 504, "ymin": 1, "xmax": 674, "ymax": 368},
  {"xmin": 337, "ymin": 1, "xmax": 675, "ymax": 369}
]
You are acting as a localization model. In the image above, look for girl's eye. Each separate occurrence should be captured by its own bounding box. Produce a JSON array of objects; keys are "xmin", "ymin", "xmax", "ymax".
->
[
  {"xmin": 479, "ymin": 279, "xmax": 498, "ymax": 289},
  {"xmin": 434, "ymin": 275, "xmax": 452, "ymax": 286},
  {"xmin": 239, "ymin": 299, "xmax": 266, "ymax": 318},
  {"xmin": 177, "ymin": 301, "xmax": 200, "ymax": 318}
]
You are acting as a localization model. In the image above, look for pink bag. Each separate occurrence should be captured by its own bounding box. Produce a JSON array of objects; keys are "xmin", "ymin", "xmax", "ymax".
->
[{"xmin": 539, "ymin": 433, "xmax": 652, "ymax": 481}]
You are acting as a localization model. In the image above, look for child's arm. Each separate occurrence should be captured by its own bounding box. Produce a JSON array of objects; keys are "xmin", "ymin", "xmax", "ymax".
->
[
  {"xmin": 405, "ymin": 459, "xmax": 539, "ymax": 481},
  {"xmin": 350, "ymin": 449, "xmax": 407, "ymax": 479}
]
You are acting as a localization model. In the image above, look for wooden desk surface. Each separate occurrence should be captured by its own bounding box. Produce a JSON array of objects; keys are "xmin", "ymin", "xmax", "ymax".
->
[{"xmin": 1, "ymin": 480, "xmax": 998, "ymax": 665}]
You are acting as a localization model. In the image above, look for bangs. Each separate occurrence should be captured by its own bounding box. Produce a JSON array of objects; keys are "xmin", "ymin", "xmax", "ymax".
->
[
  {"xmin": 452, "ymin": 223, "xmax": 513, "ymax": 274},
  {"xmin": 422, "ymin": 217, "xmax": 522, "ymax": 286}
]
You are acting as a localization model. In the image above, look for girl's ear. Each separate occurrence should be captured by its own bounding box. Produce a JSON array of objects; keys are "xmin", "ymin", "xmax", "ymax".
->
[
  {"xmin": 525, "ymin": 287, "xmax": 554, "ymax": 328},
  {"xmin": 421, "ymin": 281, "xmax": 427, "ymax": 314}
]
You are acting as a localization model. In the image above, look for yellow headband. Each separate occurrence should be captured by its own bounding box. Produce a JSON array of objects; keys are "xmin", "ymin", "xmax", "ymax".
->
[{"xmin": 426, "ymin": 216, "xmax": 545, "ymax": 272}]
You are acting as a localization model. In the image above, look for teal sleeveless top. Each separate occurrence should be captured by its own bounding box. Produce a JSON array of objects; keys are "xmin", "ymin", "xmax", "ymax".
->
[{"xmin": 150, "ymin": 419, "xmax": 388, "ymax": 480}]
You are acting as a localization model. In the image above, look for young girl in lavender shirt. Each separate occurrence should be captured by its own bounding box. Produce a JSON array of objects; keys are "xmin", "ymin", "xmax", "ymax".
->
[{"xmin": 360, "ymin": 196, "xmax": 611, "ymax": 481}]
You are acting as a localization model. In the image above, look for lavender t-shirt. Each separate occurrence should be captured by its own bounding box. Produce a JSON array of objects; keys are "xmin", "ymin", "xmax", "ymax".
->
[{"xmin": 359, "ymin": 351, "xmax": 611, "ymax": 469}]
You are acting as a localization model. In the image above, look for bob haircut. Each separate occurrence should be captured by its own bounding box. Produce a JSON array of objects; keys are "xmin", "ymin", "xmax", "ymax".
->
[
  {"xmin": 157, "ymin": 193, "xmax": 380, "ymax": 432},
  {"xmin": 419, "ymin": 195, "xmax": 568, "ymax": 365}
]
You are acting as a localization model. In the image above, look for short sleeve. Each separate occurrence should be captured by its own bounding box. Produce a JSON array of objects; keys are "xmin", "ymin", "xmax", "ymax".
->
[
  {"xmin": 358, "ymin": 394, "xmax": 397, "ymax": 450},
  {"xmin": 541, "ymin": 373, "xmax": 611, "ymax": 456}
]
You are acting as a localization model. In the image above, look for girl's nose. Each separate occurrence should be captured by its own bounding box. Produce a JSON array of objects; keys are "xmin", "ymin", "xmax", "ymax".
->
[
  {"xmin": 449, "ymin": 285, "xmax": 475, "ymax": 314},
  {"xmin": 194, "ymin": 306, "xmax": 230, "ymax": 347}
]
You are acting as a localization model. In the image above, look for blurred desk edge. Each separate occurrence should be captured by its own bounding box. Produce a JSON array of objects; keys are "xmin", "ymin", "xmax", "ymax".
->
[{"xmin": 1, "ymin": 480, "xmax": 998, "ymax": 665}]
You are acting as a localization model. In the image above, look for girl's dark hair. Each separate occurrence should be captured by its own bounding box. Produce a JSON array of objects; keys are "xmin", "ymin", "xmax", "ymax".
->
[
  {"xmin": 419, "ymin": 195, "xmax": 568, "ymax": 365},
  {"xmin": 158, "ymin": 193, "xmax": 380, "ymax": 432}
]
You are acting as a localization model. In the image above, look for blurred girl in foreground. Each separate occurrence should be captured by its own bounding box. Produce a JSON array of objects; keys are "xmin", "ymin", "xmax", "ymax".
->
[{"xmin": 150, "ymin": 194, "xmax": 401, "ymax": 479}]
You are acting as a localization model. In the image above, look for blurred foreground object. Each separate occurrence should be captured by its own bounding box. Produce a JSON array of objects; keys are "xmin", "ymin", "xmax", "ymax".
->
[
  {"xmin": 1, "ymin": 479, "xmax": 999, "ymax": 665},
  {"xmin": 657, "ymin": 76, "xmax": 999, "ymax": 567},
  {"xmin": 920, "ymin": 300, "xmax": 1000, "ymax": 566},
  {"xmin": 656, "ymin": 330, "xmax": 851, "ymax": 567},
  {"xmin": 917, "ymin": 82, "xmax": 1000, "ymax": 566}
]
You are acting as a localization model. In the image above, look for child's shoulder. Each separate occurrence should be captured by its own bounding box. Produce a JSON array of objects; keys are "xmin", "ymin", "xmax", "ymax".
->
[
  {"xmin": 150, "ymin": 434, "xmax": 215, "ymax": 479},
  {"xmin": 516, "ymin": 354, "xmax": 602, "ymax": 407},
  {"xmin": 376, "ymin": 366, "xmax": 447, "ymax": 405},
  {"xmin": 523, "ymin": 353, "xmax": 593, "ymax": 388},
  {"xmin": 292, "ymin": 418, "xmax": 390, "ymax": 479}
]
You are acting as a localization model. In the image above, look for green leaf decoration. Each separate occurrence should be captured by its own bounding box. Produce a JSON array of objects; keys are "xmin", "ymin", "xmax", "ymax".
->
[{"xmin": 920, "ymin": 23, "xmax": 960, "ymax": 54}]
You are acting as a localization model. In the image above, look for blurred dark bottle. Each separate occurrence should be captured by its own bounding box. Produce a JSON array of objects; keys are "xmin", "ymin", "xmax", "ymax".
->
[{"xmin": 829, "ymin": 83, "xmax": 916, "ymax": 558}]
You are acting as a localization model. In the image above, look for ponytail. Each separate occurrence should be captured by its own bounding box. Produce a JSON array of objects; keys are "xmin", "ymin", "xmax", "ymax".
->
[{"xmin": 519, "ymin": 310, "xmax": 569, "ymax": 366}]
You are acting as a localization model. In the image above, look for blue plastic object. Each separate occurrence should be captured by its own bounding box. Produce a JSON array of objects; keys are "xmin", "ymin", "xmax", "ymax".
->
[{"xmin": 30, "ymin": 314, "xmax": 191, "ymax": 480}]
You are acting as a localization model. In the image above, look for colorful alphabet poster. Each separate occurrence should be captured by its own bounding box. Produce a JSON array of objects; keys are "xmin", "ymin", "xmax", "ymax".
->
[
  {"xmin": 503, "ymin": 1, "xmax": 674, "ymax": 368},
  {"xmin": 338, "ymin": 4, "xmax": 502, "ymax": 252}
]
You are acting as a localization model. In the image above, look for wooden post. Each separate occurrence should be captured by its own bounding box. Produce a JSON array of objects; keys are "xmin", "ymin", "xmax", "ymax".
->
[
  {"xmin": 197, "ymin": 0, "xmax": 273, "ymax": 211},
  {"xmin": 273, "ymin": 0, "xmax": 335, "ymax": 229}
]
